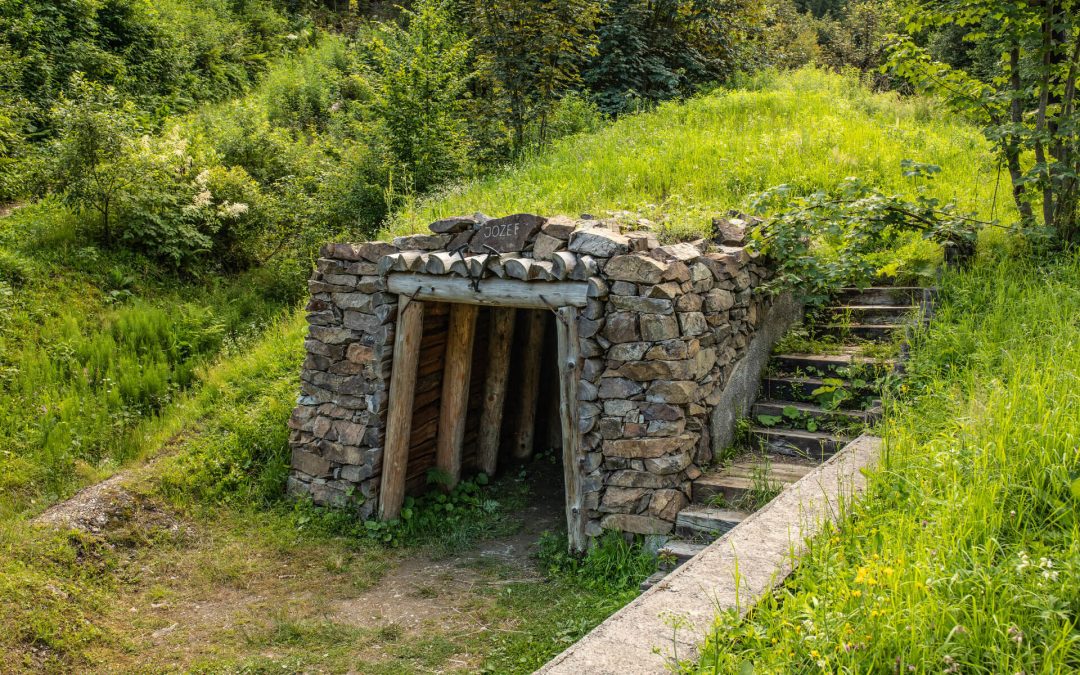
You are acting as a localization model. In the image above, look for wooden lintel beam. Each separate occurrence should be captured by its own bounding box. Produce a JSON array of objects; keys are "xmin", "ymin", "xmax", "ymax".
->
[{"xmin": 386, "ymin": 274, "xmax": 588, "ymax": 309}]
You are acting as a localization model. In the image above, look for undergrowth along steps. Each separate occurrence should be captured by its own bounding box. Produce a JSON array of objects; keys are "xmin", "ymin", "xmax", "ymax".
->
[{"xmin": 642, "ymin": 285, "xmax": 934, "ymax": 589}]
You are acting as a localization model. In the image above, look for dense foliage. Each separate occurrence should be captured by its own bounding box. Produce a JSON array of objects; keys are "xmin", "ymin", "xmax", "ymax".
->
[
  {"xmin": 5, "ymin": 0, "xmax": 1016, "ymax": 283},
  {"xmin": 748, "ymin": 161, "xmax": 980, "ymax": 303}
]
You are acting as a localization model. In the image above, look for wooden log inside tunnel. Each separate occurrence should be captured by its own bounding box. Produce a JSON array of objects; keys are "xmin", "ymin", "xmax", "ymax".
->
[
  {"xmin": 477, "ymin": 308, "xmax": 516, "ymax": 476},
  {"xmin": 435, "ymin": 303, "xmax": 478, "ymax": 489},
  {"xmin": 511, "ymin": 309, "xmax": 546, "ymax": 461},
  {"xmin": 379, "ymin": 297, "xmax": 425, "ymax": 520}
]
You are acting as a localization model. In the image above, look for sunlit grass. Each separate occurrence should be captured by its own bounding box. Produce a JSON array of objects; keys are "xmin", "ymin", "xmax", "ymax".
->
[
  {"xmin": 0, "ymin": 200, "xmax": 303, "ymax": 518},
  {"xmin": 390, "ymin": 68, "xmax": 1008, "ymax": 239}
]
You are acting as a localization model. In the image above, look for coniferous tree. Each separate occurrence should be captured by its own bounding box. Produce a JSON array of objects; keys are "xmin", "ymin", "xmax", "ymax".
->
[
  {"xmin": 584, "ymin": 0, "xmax": 764, "ymax": 115},
  {"xmin": 470, "ymin": 0, "xmax": 601, "ymax": 152}
]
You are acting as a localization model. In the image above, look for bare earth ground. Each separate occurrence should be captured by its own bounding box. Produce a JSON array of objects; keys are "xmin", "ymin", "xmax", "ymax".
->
[{"xmin": 33, "ymin": 463, "xmax": 568, "ymax": 673}]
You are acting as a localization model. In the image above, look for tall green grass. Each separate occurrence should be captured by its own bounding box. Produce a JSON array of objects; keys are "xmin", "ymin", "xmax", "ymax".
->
[
  {"xmin": 694, "ymin": 251, "xmax": 1080, "ymax": 672},
  {"xmin": 0, "ymin": 311, "xmax": 307, "ymax": 672},
  {"xmin": 390, "ymin": 68, "xmax": 1008, "ymax": 240},
  {"xmin": 0, "ymin": 200, "xmax": 301, "ymax": 518}
]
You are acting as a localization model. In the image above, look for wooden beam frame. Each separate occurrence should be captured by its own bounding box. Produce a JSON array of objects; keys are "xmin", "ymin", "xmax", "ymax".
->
[
  {"xmin": 556, "ymin": 306, "xmax": 587, "ymax": 552},
  {"xmin": 435, "ymin": 303, "xmax": 478, "ymax": 489},
  {"xmin": 511, "ymin": 310, "xmax": 545, "ymax": 462},
  {"xmin": 477, "ymin": 307, "xmax": 515, "ymax": 476},
  {"xmin": 387, "ymin": 274, "xmax": 588, "ymax": 309},
  {"xmin": 378, "ymin": 296, "xmax": 424, "ymax": 520},
  {"xmin": 378, "ymin": 277, "xmax": 589, "ymax": 552}
]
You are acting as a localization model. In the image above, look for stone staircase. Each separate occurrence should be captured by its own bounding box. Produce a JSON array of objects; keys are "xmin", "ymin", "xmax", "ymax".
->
[{"xmin": 642, "ymin": 285, "xmax": 931, "ymax": 590}]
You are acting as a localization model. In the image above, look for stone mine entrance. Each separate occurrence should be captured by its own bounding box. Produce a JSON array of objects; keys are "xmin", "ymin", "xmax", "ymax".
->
[{"xmin": 288, "ymin": 212, "xmax": 778, "ymax": 552}]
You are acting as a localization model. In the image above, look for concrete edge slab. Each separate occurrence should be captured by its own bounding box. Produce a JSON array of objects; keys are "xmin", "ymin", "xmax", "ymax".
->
[{"xmin": 536, "ymin": 434, "xmax": 881, "ymax": 675}]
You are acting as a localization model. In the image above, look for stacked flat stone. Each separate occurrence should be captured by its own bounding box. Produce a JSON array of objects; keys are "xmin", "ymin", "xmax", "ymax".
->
[{"xmin": 287, "ymin": 212, "xmax": 773, "ymax": 536}]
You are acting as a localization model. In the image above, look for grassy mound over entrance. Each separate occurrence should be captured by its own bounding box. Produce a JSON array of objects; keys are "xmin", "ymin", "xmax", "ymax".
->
[{"xmin": 391, "ymin": 68, "xmax": 1001, "ymax": 240}]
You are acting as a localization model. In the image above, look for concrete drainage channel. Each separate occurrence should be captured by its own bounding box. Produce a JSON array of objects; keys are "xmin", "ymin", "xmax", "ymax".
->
[{"xmin": 538, "ymin": 286, "xmax": 933, "ymax": 673}]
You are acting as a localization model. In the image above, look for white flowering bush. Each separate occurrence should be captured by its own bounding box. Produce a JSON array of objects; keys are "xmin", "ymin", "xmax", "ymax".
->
[{"xmin": 118, "ymin": 129, "xmax": 270, "ymax": 271}]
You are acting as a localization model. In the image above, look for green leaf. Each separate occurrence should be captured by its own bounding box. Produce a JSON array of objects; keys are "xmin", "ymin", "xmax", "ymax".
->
[
  {"xmin": 757, "ymin": 414, "xmax": 783, "ymax": 427},
  {"xmin": 782, "ymin": 405, "xmax": 800, "ymax": 419},
  {"xmin": 1070, "ymin": 477, "xmax": 1080, "ymax": 501}
]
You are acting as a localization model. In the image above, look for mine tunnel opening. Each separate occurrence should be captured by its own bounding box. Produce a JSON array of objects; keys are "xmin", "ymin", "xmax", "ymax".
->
[
  {"xmin": 292, "ymin": 215, "xmax": 773, "ymax": 553},
  {"xmin": 373, "ymin": 273, "xmax": 590, "ymax": 551},
  {"xmin": 401, "ymin": 303, "xmax": 567, "ymax": 501}
]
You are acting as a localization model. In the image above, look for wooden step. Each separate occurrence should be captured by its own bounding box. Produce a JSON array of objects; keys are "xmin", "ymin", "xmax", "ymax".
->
[
  {"xmin": 675, "ymin": 505, "xmax": 750, "ymax": 538},
  {"xmin": 750, "ymin": 427, "xmax": 851, "ymax": 461},
  {"xmin": 814, "ymin": 323, "xmax": 905, "ymax": 342},
  {"xmin": 752, "ymin": 399, "xmax": 879, "ymax": 426},
  {"xmin": 836, "ymin": 286, "xmax": 931, "ymax": 306},
  {"xmin": 824, "ymin": 305, "xmax": 919, "ymax": 325},
  {"xmin": 770, "ymin": 351, "xmax": 893, "ymax": 378},
  {"xmin": 762, "ymin": 375, "xmax": 876, "ymax": 407},
  {"xmin": 693, "ymin": 455, "xmax": 813, "ymax": 505}
]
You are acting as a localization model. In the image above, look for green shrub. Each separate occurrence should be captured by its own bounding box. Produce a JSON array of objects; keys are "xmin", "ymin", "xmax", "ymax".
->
[
  {"xmin": 357, "ymin": 0, "xmax": 473, "ymax": 196},
  {"xmin": 262, "ymin": 40, "xmax": 348, "ymax": 131}
]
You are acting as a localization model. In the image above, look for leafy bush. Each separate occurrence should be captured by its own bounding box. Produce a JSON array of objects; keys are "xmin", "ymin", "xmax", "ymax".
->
[
  {"xmin": 747, "ymin": 161, "xmax": 980, "ymax": 304},
  {"xmin": 357, "ymin": 0, "xmax": 474, "ymax": 196},
  {"xmin": 262, "ymin": 39, "xmax": 348, "ymax": 131},
  {"xmin": 48, "ymin": 76, "xmax": 142, "ymax": 244}
]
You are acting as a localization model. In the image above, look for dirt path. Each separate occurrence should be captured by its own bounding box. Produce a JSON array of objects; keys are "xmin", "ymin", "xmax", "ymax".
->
[
  {"xmin": 43, "ymin": 460, "xmax": 569, "ymax": 672},
  {"xmin": 332, "ymin": 477, "xmax": 563, "ymax": 631},
  {"xmin": 0, "ymin": 201, "xmax": 22, "ymax": 219}
]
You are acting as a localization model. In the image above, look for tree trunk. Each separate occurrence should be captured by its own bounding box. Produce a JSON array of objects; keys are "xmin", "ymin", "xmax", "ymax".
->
[
  {"xmin": 103, "ymin": 197, "xmax": 111, "ymax": 246},
  {"xmin": 1006, "ymin": 46, "xmax": 1036, "ymax": 227}
]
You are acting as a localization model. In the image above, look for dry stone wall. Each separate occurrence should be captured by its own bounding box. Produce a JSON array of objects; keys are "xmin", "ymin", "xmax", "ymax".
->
[{"xmin": 288, "ymin": 213, "xmax": 775, "ymax": 536}]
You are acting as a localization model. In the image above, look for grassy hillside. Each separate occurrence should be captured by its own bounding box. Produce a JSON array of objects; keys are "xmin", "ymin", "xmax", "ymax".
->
[
  {"xmin": 0, "ymin": 200, "xmax": 299, "ymax": 519},
  {"xmin": 0, "ymin": 68, "xmax": 1020, "ymax": 672},
  {"xmin": 391, "ymin": 68, "xmax": 1006, "ymax": 240}
]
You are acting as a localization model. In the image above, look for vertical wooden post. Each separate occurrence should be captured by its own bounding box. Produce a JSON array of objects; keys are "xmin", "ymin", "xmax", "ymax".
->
[
  {"xmin": 477, "ymin": 308, "xmax": 516, "ymax": 476},
  {"xmin": 555, "ymin": 306, "xmax": 586, "ymax": 553},
  {"xmin": 511, "ymin": 309, "xmax": 545, "ymax": 461},
  {"xmin": 435, "ymin": 303, "xmax": 478, "ymax": 489},
  {"xmin": 379, "ymin": 297, "xmax": 424, "ymax": 520}
]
